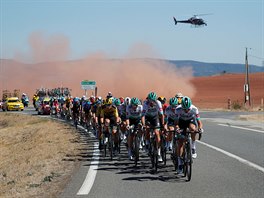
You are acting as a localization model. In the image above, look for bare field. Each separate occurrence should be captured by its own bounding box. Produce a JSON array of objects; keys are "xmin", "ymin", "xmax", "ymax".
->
[
  {"xmin": 0, "ymin": 113, "xmax": 84, "ymax": 198},
  {"xmin": 192, "ymin": 72, "xmax": 264, "ymax": 110}
]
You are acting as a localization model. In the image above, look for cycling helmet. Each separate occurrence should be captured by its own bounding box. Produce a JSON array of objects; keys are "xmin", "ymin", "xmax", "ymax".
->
[
  {"xmin": 90, "ymin": 96, "xmax": 95, "ymax": 103},
  {"xmin": 73, "ymin": 97, "xmax": 79, "ymax": 102},
  {"xmin": 181, "ymin": 96, "xmax": 192, "ymax": 109},
  {"xmin": 147, "ymin": 92, "xmax": 157, "ymax": 101},
  {"xmin": 114, "ymin": 98, "xmax": 121, "ymax": 106},
  {"xmin": 169, "ymin": 97, "xmax": 178, "ymax": 106},
  {"xmin": 119, "ymin": 97, "xmax": 124, "ymax": 104},
  {"xmin": 158, "ymin": 96, "xmax": 166, "ymax": 104},
  {"xmin": 96, "ymin": 96, "xmax": 102, "ymax": 101},
  {"xmin": 131, "ymin": 97, "xmax": 140, "ymax": 106},
  {"xmin": 107, "ymin": 92, "xmax": 113, "ymax": 99},
  {"xmin": 105, "ymin": 98, "xmax": 112, "ymax": 105},
  {"xmin": 175, "ymin": 92, "xmax": 184, "ymax": 98},
  {"xmin": 125, "ymin": 97, "xmax": 131, "ymax": 106}
]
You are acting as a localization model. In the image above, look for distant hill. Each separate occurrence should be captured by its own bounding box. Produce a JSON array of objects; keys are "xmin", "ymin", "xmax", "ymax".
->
[
  {"xmin": 167, "ymin": 60, "xmax": 264, "ymax": 76},
  {"xmin": 1, "ymin": 58, "xmax": 263, "ymax": 77}
]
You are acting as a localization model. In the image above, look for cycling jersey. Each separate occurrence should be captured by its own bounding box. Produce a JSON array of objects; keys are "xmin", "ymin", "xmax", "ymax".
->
[
  {"xmin": 117, "ymin": 104, "xmax": 126, "ymax": 120},
  {"xmin": 175, "ymin": 104, "xmax": 200, "ymax": 121},
  {"xmin": 72, "ymin": 101, "xmax": 80, "ymax": 113},
  {"xmin": 142, "ymin": 100, "xmax": 163, "ymax": 117},
  {"xmin": 165, "ymin": 105, "xmax": 177, "ymax": 126},
  {"xmin": 126, "ymin": 104, "xmax": 143, "ymax": 120},
  {"xmin": 83, "ymin": 101, "xmax": 91, "ymax": 113},
  {"xmin": 142, "ymin": 100, "xmax": 163, "ymax": 128},
  {"xmin": 100, "ymin": 105, "xmax": 119, "ymax": 118}
]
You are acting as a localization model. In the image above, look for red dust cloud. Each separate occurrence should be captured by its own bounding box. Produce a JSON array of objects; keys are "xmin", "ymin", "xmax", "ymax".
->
[{"xmin": 0, "ymin": 32, "xmax": 196, "ymax": 100}]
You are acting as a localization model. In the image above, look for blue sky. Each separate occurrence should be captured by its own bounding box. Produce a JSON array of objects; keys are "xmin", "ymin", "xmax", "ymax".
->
[{"xmin": 1, "ymin": 0, "xmax": 263, "ymax": 66}]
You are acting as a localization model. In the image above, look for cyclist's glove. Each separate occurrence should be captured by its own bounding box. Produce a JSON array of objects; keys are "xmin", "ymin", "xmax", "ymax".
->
[{"xmin": 198, "ymin": 128, "xmax": 204, "ymax": 133}]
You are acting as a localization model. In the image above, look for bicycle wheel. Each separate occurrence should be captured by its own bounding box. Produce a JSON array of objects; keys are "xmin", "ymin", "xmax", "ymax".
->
[
  {"xmin": 117, "ymin": 127, "xmax": 121, "ymax": 154},
  {"xmin": 161, "ymin": 136, "xmax": 167, "ymax": 165},
  {"xmin": 172, "ymin": 137, "xmax": 178, "ymax": 171},
  {"xmin": 134, "ymin": 133, "xmax": 139, "ymax": 166},
  {"xmin": 103, "ymin": 134, "xmax": 107, "ymax": 157},
  {"xmin": 109, "ymin": 133, "xmax": 113, "ymax": 160},
  {"xmin": 154, "ymin": 145, "xmax": 158, "ymax": 173},
  {"xmin": 184, "ymin": 141, "xmax": 192, "ymax": 181},
  {"xmin": 151, "ymin": 139, "xmax": 158, "ymax": 172}
]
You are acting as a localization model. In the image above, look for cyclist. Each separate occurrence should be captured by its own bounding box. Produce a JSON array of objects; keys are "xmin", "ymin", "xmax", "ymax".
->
[
  {"xmin": 175, "ymin": 96, "xmax": 204, "ymax": 173},
  {"xmin": 113, "ymin": 98, "xmax": 127, "ymax": 142},
  {"xmin": 100, "ymin": 98, "xmax": 119, "ymax": 154},
  {"xmin": 95, "ymin": 99, "xmax": 104, "ymax": 149},
  {"xmin": 125, "ymin": 97, "xmax": 143, "ymax": 160},
  {"xmin": 72, "ymin": 97, "xmax": 81, "ymax": 125},
  {"xmin": 106, "ymin": 92, "xmax": 114, "ymax": 100},
  {"xmin": 158, "ymin": 96, "xmax": 169, "ymax": 111},
  {"xmin": 83, "ymin": 98, "xmax": 92, "ymax": 128},
  {"xmin": 141, "ymin": 92, "xmax": 164, "ymax": 162},
  {"xmin": 164, "ymin": 97, "xmax": 178, "ymax": 151},
  {"xmin": 175, "ymin": 92, "xmax": 184, "ymax": 105}
]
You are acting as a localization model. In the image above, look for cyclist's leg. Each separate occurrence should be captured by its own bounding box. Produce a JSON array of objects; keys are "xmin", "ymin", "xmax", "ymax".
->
[
  {"xmin": 109, "ymin": 117, "xmax": 119, "ymax": 154},
  {"xmin": 189, "ymin": 119, "xmax": 198, "ymax": 158},
  {"xmin": 177, "ymin": 119, "xmax": 189, "ymax": 172},
  {"xmin": 153, "ymin": 117, "xmax": 162, "ymax": 161}
]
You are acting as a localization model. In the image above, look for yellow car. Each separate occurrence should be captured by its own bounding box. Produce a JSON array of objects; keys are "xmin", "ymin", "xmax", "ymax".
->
[{"xmin": 2, "ymin": 97, "xmax": 24, "ymax": 111}]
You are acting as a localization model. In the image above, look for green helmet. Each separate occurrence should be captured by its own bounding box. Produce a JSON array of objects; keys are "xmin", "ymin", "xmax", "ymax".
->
[
  {"xmin": 181, "ymin": 96, "xmax": 192, "ymax": 109},
  {"xmin": 169, "ymin": 97, "xmax": 178, "ymax": 106},
  {"xmin": 131, "ymin": 97, "xmax": 140, "ymax": 105},
  {"xmin": 114, "ymin": 98, "xmax": 121, "ymax": 106},
  {"xmin": 147, "ymin": 92, "xmax": 157, "ymax": 101}
]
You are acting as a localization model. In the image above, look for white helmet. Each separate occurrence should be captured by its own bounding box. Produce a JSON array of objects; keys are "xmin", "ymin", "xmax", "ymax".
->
[
  {"xmin": 175, "ymin": 92, "xmax": 184, "ymax": 98},
  {"xmin": 125, "ymin": 97, "xmax": 131, "ymax": 106}
]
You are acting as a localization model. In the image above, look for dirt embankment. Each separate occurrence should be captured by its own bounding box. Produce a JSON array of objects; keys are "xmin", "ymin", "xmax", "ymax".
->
[{"xmin": 0, "ymin": 113, "xmax": 85, "ymax": 198}]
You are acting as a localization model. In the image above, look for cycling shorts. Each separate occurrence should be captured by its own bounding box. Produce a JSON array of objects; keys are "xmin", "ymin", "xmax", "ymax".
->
[
  {"xmin": 145, "ymin": 115, "xmax": 160, "ymax": 128},
  {"xmin": 167, "ymin": 117, "xmax": 176, "ymax": 126},
  {"xmin": 104, "ymin": 116, "xmax": 117, "ymax": 127},
  {"xmin": 129, "ymin": 118, "xmax": 141, "ymax": 127},
  {"xmin": 178, "ymin": 118, "xmax": 197, "ymax": 130}
]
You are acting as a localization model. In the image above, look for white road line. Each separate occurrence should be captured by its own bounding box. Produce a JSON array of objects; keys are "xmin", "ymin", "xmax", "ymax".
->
[
  {"xmin": 198, "ymin": 140, "xmax": 264, "ymax": 173},
  {"xmin": 77, "ymin": 141, "xmax": 100, "ymax": 195},
  {"xmin": 218, "ymin": 123, "xmax": 264, "ymax": 133}
]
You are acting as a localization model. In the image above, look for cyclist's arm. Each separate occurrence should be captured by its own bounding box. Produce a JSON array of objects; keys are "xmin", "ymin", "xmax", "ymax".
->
[
  {"xmin": 100, "ymin": 110, "xmax": 104, "ymax": 124},
  {"xmin": 141, "ymin": 116, "xmax": 145, "ymax": 126},
  {"xmin": 197, "ymin": 119, "xmax": 203, "ymax": 129}
]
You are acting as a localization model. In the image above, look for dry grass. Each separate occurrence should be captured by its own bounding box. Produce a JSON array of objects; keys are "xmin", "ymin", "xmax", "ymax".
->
[
  {"xmin": 0, "ymin": 113, "xmax": 85, "ymax": 198},
  {"xmin": 238, "ymin": 114, "xmax": 264, "ymax": 122}
]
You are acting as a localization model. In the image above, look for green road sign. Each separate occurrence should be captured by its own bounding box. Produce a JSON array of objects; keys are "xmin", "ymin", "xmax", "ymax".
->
[{"xmin": 81, "ymin": 80, "xmax": 96, "ymax": 90}]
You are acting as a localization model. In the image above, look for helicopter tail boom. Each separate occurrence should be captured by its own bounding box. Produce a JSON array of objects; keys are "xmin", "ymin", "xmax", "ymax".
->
[{"xmin": 173, "ymin": 17, "xmax": 177, "ymax": 25}]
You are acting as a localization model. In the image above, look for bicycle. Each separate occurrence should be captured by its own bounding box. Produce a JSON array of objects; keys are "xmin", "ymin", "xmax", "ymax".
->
[
  {"xmin": 147, "ymin": 126, "xmax": 159, "ymax": 173},
  {"xmin": 73, "ymin": 112, "xmax": 79, "ymax": 129},
  {"xmin": 102, "ymin": 124, "xmax": 118, "ymax": 160},
  {"xmin": 129, "ymin": 125, "xmax": 141, "ymax": 166},
  {"xmin": 175, "ymin": 128, "xmax": 202, "ymax": 181},
  {"xmin": 160, "ymin": 130, "xmax": 167, "ymax": 166}
]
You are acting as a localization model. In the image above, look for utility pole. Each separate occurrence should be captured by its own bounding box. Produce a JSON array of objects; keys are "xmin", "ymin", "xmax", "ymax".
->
[{"xmin": 244, "ymin": 47, "xmax": 251, "ymax": 107}]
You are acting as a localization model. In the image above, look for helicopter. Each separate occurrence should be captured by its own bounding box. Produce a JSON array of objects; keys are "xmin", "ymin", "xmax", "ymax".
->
[{"xmin": 173, "ymin": 14, "xmax": 210, "ymax": 27}]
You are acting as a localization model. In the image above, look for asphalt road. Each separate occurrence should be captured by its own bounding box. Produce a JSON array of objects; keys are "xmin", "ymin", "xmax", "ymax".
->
[
  {"xmin": 2, "ymin": 108, "xmax": 264, "ymax": 198},
  {"xmin": 60, "ymin": 110, "xmax": 264, "ymax": 198}
]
